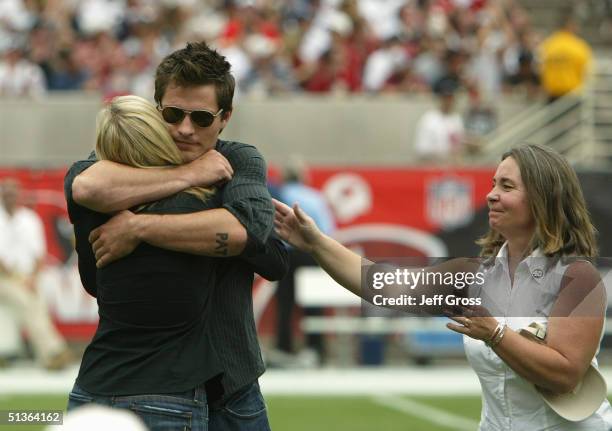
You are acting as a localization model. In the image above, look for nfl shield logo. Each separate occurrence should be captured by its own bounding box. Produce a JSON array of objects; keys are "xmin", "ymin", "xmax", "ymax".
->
[{"xmin": 426, "ymin": 176, "xmax": 474, "ymax": 229}]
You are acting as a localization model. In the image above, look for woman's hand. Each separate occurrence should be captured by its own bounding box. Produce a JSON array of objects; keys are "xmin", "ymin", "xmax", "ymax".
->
[
  {"xmin": 446, "ymin": 305, "xmax": 498, "ymax": 342},
  {"xmin": 273, "ymin": 199, "xmax": 325, "ymax": 254}
]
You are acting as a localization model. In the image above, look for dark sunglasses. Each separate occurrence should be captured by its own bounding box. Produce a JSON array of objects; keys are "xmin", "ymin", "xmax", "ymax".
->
[{"xmin": 158, "ymin": 105, "xmax": 224, "ymax": 128}]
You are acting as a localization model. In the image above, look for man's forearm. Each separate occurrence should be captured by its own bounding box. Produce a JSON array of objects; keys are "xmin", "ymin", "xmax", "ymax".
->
[
  {"xmin": 135, "ymin": 208, "xmax": 247, "ymax": 256},
  {"xmin": 243, "ymin": 235, "xmax": 289, "ymax": 281},
  {"xmin": 72, "ymin": 160, "xmax": 192, "ymax": 213}
]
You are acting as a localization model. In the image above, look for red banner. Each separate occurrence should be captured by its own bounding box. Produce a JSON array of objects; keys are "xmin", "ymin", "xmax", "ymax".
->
[
  {"xmin": 305, "ymin": 167, "xmax": 494, "ymax": 259},
  {"xmin": 309, "ymin": 167, "xmax": 494, "ymax": 231}
]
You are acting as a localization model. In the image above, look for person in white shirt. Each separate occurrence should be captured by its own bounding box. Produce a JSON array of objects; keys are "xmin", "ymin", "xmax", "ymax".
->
[
  {"xmin": 273, "ymin": 144, "xmax": 612, "ymax": 430},
  {"xmin": 0, "ymin": 40, "xmax": 46, "ymax": 98},
  {"xmin": 362, "ymin": 35, "xmax": 409, "ymax": 92},
  {"xmin": 414, "ymin": 76, "xmax": 465, "ymax": 162},
  {"xmin": 0, "ymin": 178, "xmax": 72, "ymax": 369}
]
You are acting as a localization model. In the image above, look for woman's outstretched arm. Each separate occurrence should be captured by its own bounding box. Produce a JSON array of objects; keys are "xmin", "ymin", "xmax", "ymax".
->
[{"xmin": 274, "ymin": 199, "xmax": 363, "ymax": 296}]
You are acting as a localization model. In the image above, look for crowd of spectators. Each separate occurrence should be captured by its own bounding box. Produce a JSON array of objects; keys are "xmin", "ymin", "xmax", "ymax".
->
[{"xmin": 0, "ymin": 0, "xmax": 547, "ymax": 101}]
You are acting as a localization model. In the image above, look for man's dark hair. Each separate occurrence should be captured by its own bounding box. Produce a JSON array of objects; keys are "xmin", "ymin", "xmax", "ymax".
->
[{"xmin": 154, "ymin": 42, "xmax": 235, "ymax": 114}]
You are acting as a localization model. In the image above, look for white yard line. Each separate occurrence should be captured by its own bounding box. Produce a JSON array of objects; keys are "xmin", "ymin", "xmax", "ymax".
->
[
  {"xmin": 372, "ymin": 395, "xmax": 479, "ymax": 431},
  {"xmin": 1, "ymin": 365, "xmax": 612, "ymax": 398},
  {"xmin": 260, "ymin": 367, "xmax": 482, "ymax": 396}
]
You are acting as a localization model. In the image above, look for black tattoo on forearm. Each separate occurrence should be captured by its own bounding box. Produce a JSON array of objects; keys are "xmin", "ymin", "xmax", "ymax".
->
[{"xmin": 215, "ymin": 233, "xmax": 229, "ymax": 256}]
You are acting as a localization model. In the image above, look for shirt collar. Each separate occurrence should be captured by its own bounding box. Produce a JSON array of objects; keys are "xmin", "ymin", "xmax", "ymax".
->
[
  {"xmin": 493, "ymin": 242, "xmax": 508, "ymax": 271},
  {"xmin": 494, "ymin": 242, "xmax": 545, "ymax": 284},
  {"xmin": 524, "ymin": 248, "xmax": 546, "ymax": 283}
]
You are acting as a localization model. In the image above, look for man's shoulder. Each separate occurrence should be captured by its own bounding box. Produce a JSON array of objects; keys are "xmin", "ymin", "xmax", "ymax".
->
[
  {"xmin": 216, "ymin": 140, "xmax": 262, "ymax": 158},
  {"xmin": 216, "ymin": 140, "xmax": 266, "ymax": 172}
]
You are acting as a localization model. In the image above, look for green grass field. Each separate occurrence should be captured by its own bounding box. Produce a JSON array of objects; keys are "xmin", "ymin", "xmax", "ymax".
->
[
  {"xmin": 7, "ymin": 394, "xmax": 611, "ymax": 430},
  {"xmin": 0, "ymin": 394, "xmax": 483, "ymax": 431}
]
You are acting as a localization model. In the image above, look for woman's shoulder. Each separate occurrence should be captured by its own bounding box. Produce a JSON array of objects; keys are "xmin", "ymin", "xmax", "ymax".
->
[{"xmin": 560, "ymin": 258, "xmax": 601, "ymax": 284}]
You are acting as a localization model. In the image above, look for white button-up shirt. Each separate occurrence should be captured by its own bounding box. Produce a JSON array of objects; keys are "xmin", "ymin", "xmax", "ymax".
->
[
  {"xmin": 0, "ymin": 205, "xmax": 46, "ymax": 276},
  {"xmin": 465, "ymin": 243, "xmax": 612, "ymax": 430}
]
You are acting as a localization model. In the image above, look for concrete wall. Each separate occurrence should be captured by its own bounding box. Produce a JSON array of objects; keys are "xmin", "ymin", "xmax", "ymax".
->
[
  {"xmin": 0, "ymin": 94, "xmax": 101, "ymax": 166},
  {"xmin": 0, "ymin": 93, "xmax": 529, "ymax": 167}
]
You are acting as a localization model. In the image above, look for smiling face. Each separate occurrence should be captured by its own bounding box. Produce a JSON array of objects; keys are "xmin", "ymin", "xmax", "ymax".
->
[
  {"xmin": 486, "ymin": 156, "xmax": 535, "ymax": 240},
  {"xmin": 160, "ymin": 83, "xmax": 231, "ymax": 163}
]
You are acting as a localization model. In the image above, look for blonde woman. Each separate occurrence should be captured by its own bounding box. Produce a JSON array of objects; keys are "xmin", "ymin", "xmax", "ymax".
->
[
  {"xmin": 66, "ymin": 96, "xmax": 222, "ymax": 431},
  {"xmin": 274, "ymin": 144, "xmax": 612, "ymax": 430}
]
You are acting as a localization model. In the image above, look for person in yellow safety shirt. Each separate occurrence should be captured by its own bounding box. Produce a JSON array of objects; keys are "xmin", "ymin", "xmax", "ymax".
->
[{"xmin": 539, "ymin": 11, "xmax": 593, "ymax": 103}]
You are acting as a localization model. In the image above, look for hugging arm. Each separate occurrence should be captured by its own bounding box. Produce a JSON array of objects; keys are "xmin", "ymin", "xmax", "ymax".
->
[
  {"xmin": 216, "ymin": 142, "xmax": 275, "ymax": 249},
  {"xmin": 71, "ymin": 151, "xmax": 233, "ymax": 213},
  {"xmin": 88, "ymin": 143, "xmax": 274, "ymax": 267},
  {"xmin": 64, "ymin": 160, "xmax": 106, "ymax": 297},
  {"xmin": 243, "ymin": 232, "xmax": 289, "ymax": 281},
  {"xmin": 136, "ymin": 143, "xmax": 277, "ymax": 259}
]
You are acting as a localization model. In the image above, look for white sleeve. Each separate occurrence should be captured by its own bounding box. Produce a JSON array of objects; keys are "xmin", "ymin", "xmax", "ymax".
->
[
  {"xmin": 28, "ymin": 64, "xmax": 47, "ymax": 98},
  {"xmin": 363, "ymin": 53, "xmax": 391, "ymax": 92},
  {"xmin": 25, "ymin": 211, "xmax": 47, "ymax": 262},
  {"xmin": 414, "ymin": 113, "xmax": 435, "ymax": 156}
]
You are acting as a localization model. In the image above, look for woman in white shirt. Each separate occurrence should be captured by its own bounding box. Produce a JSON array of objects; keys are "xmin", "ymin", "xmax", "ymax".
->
[{"xmin": 273, "ymin": 144, "xmax": 611, "ymax": 430}]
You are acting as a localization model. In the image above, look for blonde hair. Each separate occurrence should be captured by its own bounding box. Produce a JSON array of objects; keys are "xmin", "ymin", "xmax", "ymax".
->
[
  {"xmin": 95, "ymin": 95, "xmax": 214, "ymax": 204},
  {"xmin": 477, "ymin": 144, "xmax": 598, "ymax": 258}
]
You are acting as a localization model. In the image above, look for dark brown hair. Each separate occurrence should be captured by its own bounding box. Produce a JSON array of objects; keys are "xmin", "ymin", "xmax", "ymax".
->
[{"xmin": 154, "ymin": 42, "xmax": 235, "ymax": 114}]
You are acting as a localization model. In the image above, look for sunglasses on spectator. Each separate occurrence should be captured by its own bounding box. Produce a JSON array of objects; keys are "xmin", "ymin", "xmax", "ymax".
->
[{"xmin": 158, "ymin": 106, "xmax": 224, "ymax": 128}]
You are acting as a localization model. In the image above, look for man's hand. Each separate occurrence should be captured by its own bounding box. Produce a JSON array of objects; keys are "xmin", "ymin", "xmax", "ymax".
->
[
  {"xmin": 89, "ymin": 210, "xmax": 140, "ymax": 268},
  {"xmin": 182, "ymin": 150, "xmax": 234, "ymax": 187}
]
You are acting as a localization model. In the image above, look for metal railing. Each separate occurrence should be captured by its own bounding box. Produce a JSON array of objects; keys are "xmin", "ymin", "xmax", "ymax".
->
[{"xmin": 473, "ymin": 58, "xmax": 612, "ymax": 167}]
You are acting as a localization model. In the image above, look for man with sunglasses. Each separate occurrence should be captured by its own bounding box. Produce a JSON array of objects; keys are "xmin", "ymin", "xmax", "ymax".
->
[{"xmin": 64, "ymin": 42, "xmax": 287, "ymax": 430}]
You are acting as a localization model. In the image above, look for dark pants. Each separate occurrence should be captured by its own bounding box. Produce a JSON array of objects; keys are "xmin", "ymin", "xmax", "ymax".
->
[
  {"xmin": 275, "ymin": 248, "xmax": 323, "ymax": 355},
  {"xmin": 67, "ymin": 383, "xmax": 208, "ymax": 431},
  {"xmin": 209, "ymin": 382, "xmax": 271, "ymax": 431}
]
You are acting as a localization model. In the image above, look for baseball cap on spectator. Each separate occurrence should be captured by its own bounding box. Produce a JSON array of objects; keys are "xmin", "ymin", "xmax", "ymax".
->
[
  {"xmin": 76, "ymin": 0, "xmax": 125, "ymax": 35},
  {"xmin": 0, "ymin": 0, "xmax": 37, "ymax": 32},
  {"xmin": 0, "ymin": 33, "xmax": 26, "ymax": 54}
]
